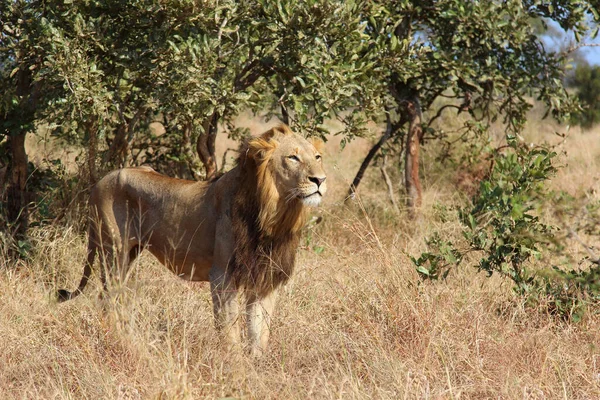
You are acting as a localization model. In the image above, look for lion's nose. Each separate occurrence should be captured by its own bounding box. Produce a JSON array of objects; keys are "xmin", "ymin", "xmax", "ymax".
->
[{"xmin": 309, "ymin": 176, "xmax": 326, "ymax": 187}]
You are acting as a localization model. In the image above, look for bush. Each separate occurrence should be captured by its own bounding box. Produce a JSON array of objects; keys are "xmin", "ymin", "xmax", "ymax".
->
[{"xmin": 413, "ymin": 135, "xmax": 600, "ymax": 320}]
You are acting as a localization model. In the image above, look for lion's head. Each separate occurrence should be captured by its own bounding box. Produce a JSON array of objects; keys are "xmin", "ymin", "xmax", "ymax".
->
[
  {"xmin": 248, "ymin": 125, "xmax": 326, "ymax": 206},
  {"xmin": 232, "ymin": 125, "xmax": 326, "ymax": 294},
  {"xmin": 241, "ymin": 125, "xmax": 326, "ymax": 237}
]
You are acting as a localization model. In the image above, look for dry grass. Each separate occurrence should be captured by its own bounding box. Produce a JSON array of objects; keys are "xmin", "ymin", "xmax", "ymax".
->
[{"xmin": 1, "ymin": 118, "xmax": 600, "ymax": 399}]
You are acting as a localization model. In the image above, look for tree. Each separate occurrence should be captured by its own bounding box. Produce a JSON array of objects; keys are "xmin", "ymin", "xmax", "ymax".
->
[
  {"xmin": 40, "ymin": 1, "xmax": 169, "ymax": 183},
  {"xmin": 348, "ymin": 0, "xmax": 600, "ymax": 217},
  {"xmin": 1, "ymin": 0, "xmax": 191, "ymax": 245},
  {"xmin": 39, "ymin": 0, "xmax": 375, "ymax": 181},
  {"xmin": 0, "ymin": 0, "xmax": 60, "ymax": 251},
  {"xmin": 159, "ymin": 0, "xmax": 378, "ymax": 180}
]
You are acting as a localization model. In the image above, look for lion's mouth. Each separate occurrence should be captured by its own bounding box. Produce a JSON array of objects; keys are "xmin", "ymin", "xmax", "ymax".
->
[{"xmin": 300, "ymin": 191, "xmax": 322, "ymax": 199}]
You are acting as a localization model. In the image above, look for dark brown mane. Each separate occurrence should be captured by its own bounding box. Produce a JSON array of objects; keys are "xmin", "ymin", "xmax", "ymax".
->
[{"xmin": 229, "ymin": 125, "xmax": 308, "ymax": 295}]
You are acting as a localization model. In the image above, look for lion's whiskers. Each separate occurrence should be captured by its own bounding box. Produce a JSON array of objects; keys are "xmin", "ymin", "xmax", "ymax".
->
[{"xmin": 285, "ymin": 188, "xmax": 302, "ymax": 203}]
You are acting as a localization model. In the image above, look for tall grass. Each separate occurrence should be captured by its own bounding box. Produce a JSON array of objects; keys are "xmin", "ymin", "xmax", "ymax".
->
[{"xmin": 1, "ymin": 119, "xmax": 599, "ymax": 399}]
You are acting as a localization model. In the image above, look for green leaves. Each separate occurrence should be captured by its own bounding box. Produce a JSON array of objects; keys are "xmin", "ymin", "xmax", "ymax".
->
[
  {"xmin": 4, "ymin": 0, "xmax": 596, "ymax": 167},
  {"xmin": 358, "ymin": 0, "xmax": 598, "ymax": 141},
  {"xmin": 412, "ymin": 234, "xmax": 463, "ymax": 281},
  {"xmin": 413, "ymin": 135, "xmax": 600, "ymax": 320},
  {"xmin": 462, "ymin": 139, "xmax": 557, "ymax": 286}
]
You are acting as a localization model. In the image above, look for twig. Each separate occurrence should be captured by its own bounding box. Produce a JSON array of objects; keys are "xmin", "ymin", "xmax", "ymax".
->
[
  {"xmin": 427, "ymin": 103, "xmax": 461, "ymax": 128},
  {"xmin": 563, "ymin": 42, "xmax": 600, "ymax": 55},
  {"xmin": 567, "ymin": 227, "xmax": 600, "ymax": 266},
  {"xmin": 379, "ymin": 154, "xmax": 400, "ymax": 214},
  {"xmin": 219, "ymin": 148, "xmax": 237, "ymax": 174}
]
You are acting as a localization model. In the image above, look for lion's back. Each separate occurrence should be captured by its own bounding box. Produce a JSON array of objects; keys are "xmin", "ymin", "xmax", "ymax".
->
[{"xmin": 90, "ymin": 167, "xmax": 203, "ymax": 211}]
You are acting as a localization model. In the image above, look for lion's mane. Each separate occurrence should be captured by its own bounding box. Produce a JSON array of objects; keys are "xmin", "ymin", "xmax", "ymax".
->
[{"xmin": 230, "ymin": 125, "xmax": 308, "ymax": 295}]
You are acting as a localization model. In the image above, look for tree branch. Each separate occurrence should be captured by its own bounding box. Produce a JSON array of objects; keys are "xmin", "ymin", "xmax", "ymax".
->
[
  {"xmin": 380, "ymin": 154, "xmax": 400, "ymax": 214},
  {"xmin": 563, "ymin": 42, "xmax": 600, "ymax": 55},
  {"xmin": 567, "ymin": 226, "xmax": 600, "ymax": 266},
  {"xmin": 427, "ymin": 104, "xmax": 461, "ymax": 128},
  {"xmin": 233, "ymin": 58, "xmax": 275, "ymax": 92}
]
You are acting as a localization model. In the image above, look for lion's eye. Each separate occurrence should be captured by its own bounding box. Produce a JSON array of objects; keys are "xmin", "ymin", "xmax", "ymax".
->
[
  {"xmin": 288, "ymin": 155, "xmax": 300, "ymax": 162},
  {"xmin": 316, "ymin": 154, "xmax": 322, "ymax": 161}
]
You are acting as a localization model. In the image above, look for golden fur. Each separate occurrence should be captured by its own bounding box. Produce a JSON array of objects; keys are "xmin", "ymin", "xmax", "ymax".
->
[
  {"xmin": 57, "ymin": 124, "xmax": 326, "ymax": 356},
  {"xmin": 245, "ymin": 127, "xmax": 309, "ymax": 237}
]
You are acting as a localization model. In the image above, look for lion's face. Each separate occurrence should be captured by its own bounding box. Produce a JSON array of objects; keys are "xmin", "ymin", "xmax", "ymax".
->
[{"xmin": 265, "ymin": 130, "xmax": 327, "ymax": 207}]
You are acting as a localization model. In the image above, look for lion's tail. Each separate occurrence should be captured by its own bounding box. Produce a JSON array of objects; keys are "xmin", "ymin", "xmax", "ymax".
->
[{"xmin": 57, "ymin": 239, "xmax": 96, "ymax": 302}]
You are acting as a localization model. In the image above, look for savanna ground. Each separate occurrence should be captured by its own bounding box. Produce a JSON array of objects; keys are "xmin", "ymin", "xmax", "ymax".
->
[{"xmin": 1, "ymin": 112, "xmax": 600, "ymax": 399}]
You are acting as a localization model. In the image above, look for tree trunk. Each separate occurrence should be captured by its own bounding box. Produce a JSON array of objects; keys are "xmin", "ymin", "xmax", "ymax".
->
[
  {"xmin": 182, "ymin": 119, "xmax": 203, "ymax": 179},
  {"xmin": 281, "ymin": 103, "xmax": 289, "ymax": 125},
  {"xmin": 104, "ymin": 108, "xmax": 144, "ymax": 168},
  {"xmin": 6, "ymin": 131, "xmax": 29, "ymax": 243},
  {"xmin": 196, "ymin": 112, "xmax": 219, "ymax": 180},
  {"xmin": 404, "ymin": 96, "xmax": 423, "ymax": 218},
  {"xmin": 104, "ymin": 124, "xmax": 128, "ymax": 167},
  {"xmin": 380, "ymin": 154, "xmax": 400, "ymax": 214},
  {"xmin": 348, "ymin": 114, "xmax": 396, "ymax": 198},
  {"xmin": 3, "ymin": 65, "xmax": 36, "ymax": 251},
  {"xmin": 123, "ymin": 108, "xmax": 145, "ymax": 168}
]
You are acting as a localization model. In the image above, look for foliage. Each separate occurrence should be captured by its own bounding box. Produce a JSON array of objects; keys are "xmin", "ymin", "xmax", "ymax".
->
[
  {"xmin": 539, "ymin": 264, "xmax": 600, "ymax": 321},
  {"xmin": 412, "ymin": 234, "xmax": 463, "ymax": 280},
  {"xmin": 2, "ymin": 0, "xmax": 599, "ymax": 171},
  {"xmin": 461, "ymin": 136, "xmax": 557, "ymax": 292},
  {"xmin": 345, "ymin": 0, "xmax": 600, "ymax": 207},
  {"xmin": 0, "ymin": 1, "xmax": 52, "ymax": 135},
  {"xmin": 257, "ymin": 0, "xmax": 381, "ymax": 138},
  {"xmin": 413, "ymin": 136, "xmax": 600, "ymax": 319},
  {"xmin": 1, "ymin": 0, "xmax": 377, "ymax": 176},
  {"xmin": 569, "ymin": 63, "xmax": 600, "ymax": 128},
  {"xmin": 372, "ymin": 0, "xmax": 585, "ymax": 129}
]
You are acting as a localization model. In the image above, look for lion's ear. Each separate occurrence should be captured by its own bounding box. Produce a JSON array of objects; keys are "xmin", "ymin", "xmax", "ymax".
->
[
  {"xmin": 310, "ymin": 138, "xmax": 325, "ymax": 154},
  {"xmin": 247, "ymin": 136, "xmax": 278, "ymax": 163}
]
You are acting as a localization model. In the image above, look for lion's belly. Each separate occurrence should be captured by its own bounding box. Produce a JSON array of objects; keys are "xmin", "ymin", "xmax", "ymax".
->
[
  {"xmin": 146, "ymin": 245, "xmax": 213, "ymax": 281},
  {"xmin": 170, "ymin": 259, "xmax": 213, "ymax": 281},
  {"xmin": 139, "ymin": 209, "xmax": 217, "ymax": 282}
]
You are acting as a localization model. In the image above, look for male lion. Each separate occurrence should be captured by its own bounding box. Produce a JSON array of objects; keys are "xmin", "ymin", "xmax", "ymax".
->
[{"xmin": 58, "ymin": 125, "xmax": 326, "ymax": 356}]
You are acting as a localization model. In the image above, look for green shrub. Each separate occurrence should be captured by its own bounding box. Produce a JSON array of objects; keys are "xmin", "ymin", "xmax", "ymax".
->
[{"xmin": 413, "ymin": 135, "xmax": 600, "ymax": 320}]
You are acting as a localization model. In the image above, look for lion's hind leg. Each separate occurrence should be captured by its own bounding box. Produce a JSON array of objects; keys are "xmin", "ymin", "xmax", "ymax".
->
[
  {"xmin": 97, "ymin": 230, "xmax": 142, "ymax": 294},
  {"xmin": 96, "ymin": 200, "xmax": 146, "ymax": 294},
  {"xmin": 57, "ymin": 223, "xmax": 99, "ymax": 302},
  {"xmin": 57, "ymin": 177, "xmax": 143, "ymax": 303}
]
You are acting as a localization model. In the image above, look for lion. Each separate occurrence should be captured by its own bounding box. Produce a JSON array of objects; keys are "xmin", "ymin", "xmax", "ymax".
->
[{"xmin": 57, "ymin": 124, "xmax": 326, "ymax": 356}]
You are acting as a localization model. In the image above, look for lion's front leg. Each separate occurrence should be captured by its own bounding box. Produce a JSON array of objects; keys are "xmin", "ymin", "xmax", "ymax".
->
[
  {"xmin": 209, "ymin": 267, "xmax": 241, "ymax": 349},
  {"xmin": 246, "ymin": 289, "xmax": 278, "ymax": 357}
]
